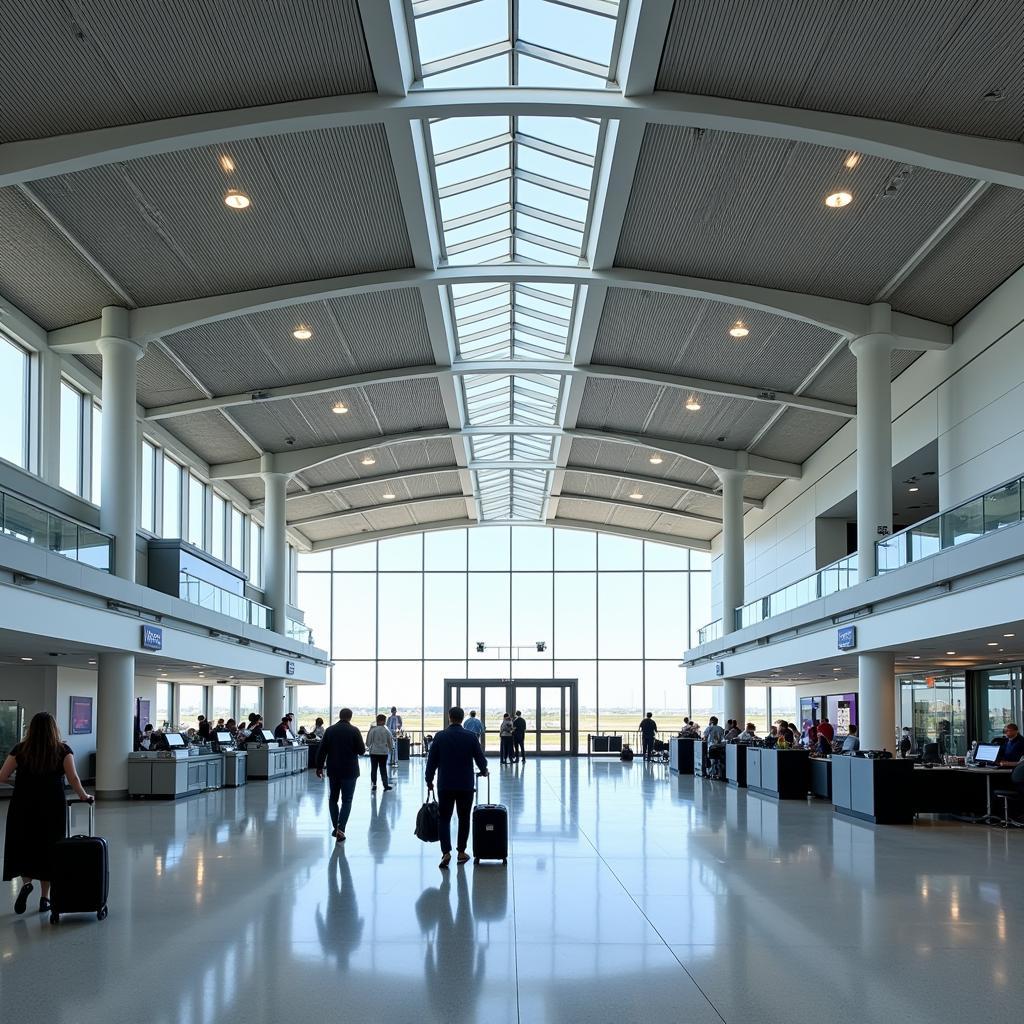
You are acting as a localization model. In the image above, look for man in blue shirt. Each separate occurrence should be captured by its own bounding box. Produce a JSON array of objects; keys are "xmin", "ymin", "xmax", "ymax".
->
[
  {"xmin": 463, "ymin": 710, "xmax": 485, "ymax": 745},
  {"xmin": 426, "ymin": 707, "xmax": 488, "ymax": 869},
  {"xmin": 998, "ymin": 723, "xmax": 1024, "ymax": 767}
]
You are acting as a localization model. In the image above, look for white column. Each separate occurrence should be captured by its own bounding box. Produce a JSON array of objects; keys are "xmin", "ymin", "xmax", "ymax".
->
[
  {"xmin": 264, "ymin": 677, "xmax": 286, "ymax": 725},
  {"xmin": 858, "ymin": 651, "xmax": 896, "ymax": 752},
  {"xmin": 95, "ymin": 652, "xmax": 134, "ymax": 799},
  {"xmin": 718, "ymin": 467, "xmax": 747, "ymax": 725},
  {"xmin": 38, "ymin": 348, "xmax": 63, "ymax": 486},
  {"xmin": 261, "ymin": 465, "xmax": 289, "ymax": 634},
  {"xmin": 850, "ymin": 314, "xmax": 895, "ymax": 584},
  {"xmin": 96, "ymin": 307, "xmax": 143, "ymax": 582}
]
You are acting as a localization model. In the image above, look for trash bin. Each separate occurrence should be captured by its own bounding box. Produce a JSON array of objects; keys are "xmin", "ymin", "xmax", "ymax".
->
[{"xmin": 397, "ymin": 737, "xmax": 411, "ymax": 761}]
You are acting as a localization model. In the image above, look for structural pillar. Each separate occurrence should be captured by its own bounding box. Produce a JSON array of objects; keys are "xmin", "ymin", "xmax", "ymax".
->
[
  {"xmin": 263, "ymin": 677, "xmax": 286, "ymax": 724},
  {"xmin": 849, "ymin": 314, "xmax": 895, "ymax": 584},
  {"xmin": 94, "ymin": 308, "xmax": 143, "ymax": 798},
  {"xmin": 261, "ymin": 464, "xmax": 290, "ymax": 730},
  {"xmin": 857, "ymin": 651, "xmax": 896, "ymax": 752},
  {"xmin": 718, "ymin": 466, "xmax": 747, "ymax": 727}
]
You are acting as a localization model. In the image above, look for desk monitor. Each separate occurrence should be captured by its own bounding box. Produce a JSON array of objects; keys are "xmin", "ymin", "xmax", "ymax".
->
[
  {"xmin": 261, "ymin": 729, "xmax": 276, "ymax": 742},
  {"xmin": 215, "ymin": 731, "xmax": 232, "ymax": 744},
  {"xmin": 975, "ymin": 743, "xmax": 1002, "ymax": 765},
  {"xmin": 165, "ymin": 732, "xmax": 185, "ymax": 748}
]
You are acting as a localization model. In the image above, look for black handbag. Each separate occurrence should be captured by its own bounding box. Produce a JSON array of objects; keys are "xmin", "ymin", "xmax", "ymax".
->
[{"xmin": 415, "ymin": 793, "xmax": 440, "ymax": 843}]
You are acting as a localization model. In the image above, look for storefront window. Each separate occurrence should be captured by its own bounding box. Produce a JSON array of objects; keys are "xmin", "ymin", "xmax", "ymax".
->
[
  {"xmin": 177, "ymin": 684, "xmax": 206, "ymax": 730},
  {"xmin": 973, "ymin": 667, "xmax": 1021, "ymax": 742},
  {"xmin": 899, "ymin": 674, "xmax": 967, "ymax": 755}
]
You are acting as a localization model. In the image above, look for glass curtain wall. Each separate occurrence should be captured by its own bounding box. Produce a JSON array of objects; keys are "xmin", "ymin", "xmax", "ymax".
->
[
  {"xmin": 898, "ymin": 673, "xmax": 967, "ymax": 755},
  {"xmin": 296, "ymin": 527, "xmax": 711, "ymax": 744}
]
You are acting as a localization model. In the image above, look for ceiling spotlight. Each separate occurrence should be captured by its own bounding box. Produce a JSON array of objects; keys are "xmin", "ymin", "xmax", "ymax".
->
[
  {"xmin": 629, "ymin": 492, "xmax": 644, "ymax": 501},
  {"xmin": 908, "ymin": 486, "xmax": 919, "ymax": 493},
  {"xmin": 292, "ymin": 326, "xmax": 313, "ymax": 341},
  {"xmin": 946, "ymin": 651, "xmax": 956, "ymax": 656},
  {"xmin": 361, "ymin": 455, "xmax": 376, "ymax": 466},
  {"xmin": 1004, "ymin": 633, "xmax": 1016, "ymax": 638},
  {"xmin": 20, "ymin": 656, "xmax": 32, "ymax": 662},
  {"xmin": 476, "ymin": 642, "xmax": 485, "ymax": 653},
  {"xmin": 224, "ymin": 189, "xmax": 251, "ymax": 209},
  {"xmin": 382, "ymin": 492, "xmax": 397, "ymax": 501},
  {"xmin": 825, "ymin": 191, "xmax": 853, "ymax": 208},
  {"xmin": 911, "ymin": 655, "xmax": 921, "ymax": 660},
  {"xmin": 219, "ymin": 154, "xmax": 236, "ymax": 173},
  {"xmin": 332, "ymin": 401, "xmax": 349, "ymax": 415},
  {"xmin": 844, "ymin": 153, "xmax": 861, "ymax": 169},
  {"xmin": 729, "ymin": 320, "xmax": 749, "ymax": 338},
  {"xmin": 685, "ymin": 395, "xmax": 702, "ymax": 412},
  {"xmin": 988, "ymin": 642, "xmax": 999, "ymax": 647},
  {"xmin": 648, "ymin": 454, "xmax": 663, "ymax": 465},
  {"xmin": 833, "ymin": 667, "xmax": 842, "ymax": 672}
]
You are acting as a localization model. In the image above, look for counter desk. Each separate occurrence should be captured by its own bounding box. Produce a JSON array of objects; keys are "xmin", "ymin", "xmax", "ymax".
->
[
  {"xmin": 832, "ymin": 756, "xmax": 914, "ymax": 824},
  {"xmin": 911, "ymin": 764, "xmax": 1011, "ymax": 819},
  {"xmin": 223, "ymin": 750, "xmax": 247, "ymax": 787},
  {"xmin": 726, "ymin": 743, "xmax": 747, "ymax": 787},
  {"xmin": 810, "ymin": 757, "xmax": 832, "ymax": 799},
  {"xmin": 746, "ymin": 748, "xmax": 809, "ymax": 799},
  {"xmin": 669, "ymin": 736, "xmax": 695, "ymax": 774},
  {"xmin": 245, "ymin": 743, "xmax": 308, "ymax": 780},
  {"xmin": 128, "ymin": 752, "xmax": 224, "ymax": 799},
  {"xmin": 688, "ymin": 738, "xmax": 709, "ymax": 778}
]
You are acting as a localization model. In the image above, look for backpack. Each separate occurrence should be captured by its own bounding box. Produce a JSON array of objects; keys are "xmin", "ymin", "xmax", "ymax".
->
[{"xmin": 620, "ymin": 745, "xmax": 634, "ymax": 762}]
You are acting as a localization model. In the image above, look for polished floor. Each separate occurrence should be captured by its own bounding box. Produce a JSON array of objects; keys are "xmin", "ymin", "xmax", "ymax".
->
[{"xmin": 2, "ymin": 758, "xmax": 1022, "ymax": 1023}]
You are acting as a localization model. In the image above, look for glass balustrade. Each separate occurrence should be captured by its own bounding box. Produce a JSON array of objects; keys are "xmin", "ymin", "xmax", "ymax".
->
[
  {"xmin": 697, "ymin": 619, "xmax": 722, "ymax": 645},
  {"xmin": 286, "ymin": 619, "xmax": 313, "ymax": 645},
  {"xmin": 179, "ymin": 571, "xmax": 272, "ymax": 630},
  {"xmin": 0, "ymin": 490, "xmax": 112, "ymax": 571}
]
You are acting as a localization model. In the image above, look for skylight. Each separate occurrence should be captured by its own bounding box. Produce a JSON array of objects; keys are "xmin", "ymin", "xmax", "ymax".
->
[
  {"xmin": 409, "ymin": 0, "xmax": 623, "ymax": 89},
  {"xmin": 476, "ymin": 467, "xmax": 550, "ymax": 521},
  {"xmin": 463, "ymin": 373, "xmax": 563, "ymax": 426},
  {"xmin": 429, "ymin": 115, "xmax": 602, "ymax": 266},
  {"xmin": 470, "ymin": 434, "xmax": 555, "ymax": 463}
]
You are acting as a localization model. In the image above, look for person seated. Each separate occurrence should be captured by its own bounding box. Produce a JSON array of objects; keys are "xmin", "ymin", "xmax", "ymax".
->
[
  {"xmin": 814, "ymin": 733, "xmax": 832, "ymax": 757},
  {"xmin": 737, "ymin": 723, "xmax": 758, "ymax": 742},
  {"xmin": 273, "ymin": 715, "xmax": 293, "ymax": 740},
  {"xmin": 138, "ymin": 723, "xmax": 155, "ymax": 750},
  {"xmin": 724, "ymin": 720, "xmax": 740, "ymax": 740},
  {"xmin": 817, "ymin": 717, "xmax": 835, "ymax": 744},
  {"xmin": 841, "ymin": 725, "xmax": 860, "ymax": 752},
  {"xmin": 225, "ymin": 718, "xmax": 238, "ymax": 736},
  {"xmin": 310, "ymin": 717, "xmax": 326, "ymax": 740},
  {"xmin": 998, "ymin": 723, "xmax": 1024, "ymax": 766}
]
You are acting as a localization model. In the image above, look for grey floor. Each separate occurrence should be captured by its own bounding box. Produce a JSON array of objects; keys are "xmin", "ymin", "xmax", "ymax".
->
[{"xmin": 2, "ymin": 757, "xmax": 1022, "ymax": 1023}]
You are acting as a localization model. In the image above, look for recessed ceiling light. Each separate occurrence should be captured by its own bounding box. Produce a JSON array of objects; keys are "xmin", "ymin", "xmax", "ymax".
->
[
  {"xmin": 729, "ymin": 320, "xmax": 749, "ymax": 339},
  {"xmin": 844, "ymin": 153, "xmax": 861, "ymax": 169},
  {"xmin": 629, "ymin": 492, "xmax": 644, "ymax": 501},
  {"xmin": 219, "ymin": 154, "xmax": 236, "ymax": 173},
  {"xmin": 1003, "ymin": 633, "xmax": 1015, "ymax": 637},
  {"xmin": 361, "ymin": 455, "xmax": 376, "ymax": 466},
  {"xmin": 911, "ymin": 655, "xmax": 921, "ymax": 660},
  {"xmin": 908, "ymin": 486, "xmax": 919, "ymax": 493},
  {"xmin": 988, "ymin": 642, "xmax": 999, "ymax": 647},
  {"xmin": 224, "ymin": 189, "xmax": 250, "ymax": 209},
  {"xmin": 825, "ymin": 191, "xmax": 853, "ymax": 208},
  {"xmin": 833, "ymin": 667, "xmax": 841, "ymax": 672},
  {"xmin": 382, "ymin": 492, "xmax": 397, "ymax": 501},
  {"xmin": 20, "ymin": 657, "xmax": 32, "ymax": 662},
  {"xmin": 946, "ymin": 651, "xmax": 956, "ymax": 655},
  {"xmin": 332, "ymin": 401, "xmax": 348, "ymax": 415},
  {"xmin": 648, "ymin": 454, "xmax": 663, "ymax": 465},
  {"xmin": 685, "ymin": 395, "xmax": 702, "ymax": 412},
  {"xmin": 292, "ymin": 326, "xmax": 313, "ymax": 341}
]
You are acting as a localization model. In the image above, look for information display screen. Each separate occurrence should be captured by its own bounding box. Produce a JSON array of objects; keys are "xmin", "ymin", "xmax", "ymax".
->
[{"xmin": 165, "ymin": 733, "xmax": 185, "ymax": 748}]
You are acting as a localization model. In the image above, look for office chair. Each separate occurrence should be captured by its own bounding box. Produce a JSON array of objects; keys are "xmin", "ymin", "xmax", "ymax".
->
[{"xmin": 992, "ymin": 763, "xmax": 1024, "ymax": 829}]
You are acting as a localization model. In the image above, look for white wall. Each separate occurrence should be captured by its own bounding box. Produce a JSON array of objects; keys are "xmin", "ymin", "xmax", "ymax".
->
[
  {"xmin": 56, "ymin": 667, "xmax": 98, "ymax": 774},
  {"xmin": 710, "ymin": 264, "xmax": 1024, "ymax": 619},
  {"xmin": 0, "ymin": 665, "xmax": 58, "ymax": 725}
]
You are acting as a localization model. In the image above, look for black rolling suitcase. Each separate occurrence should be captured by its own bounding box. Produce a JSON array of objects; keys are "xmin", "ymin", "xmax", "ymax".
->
[
  {"xmin": 472, "ymin": 774, "xmax": 508, "ymax": 865},
  {"xmin": 50, "ymin": 799, "xmax": 109, "ymax": 923}
]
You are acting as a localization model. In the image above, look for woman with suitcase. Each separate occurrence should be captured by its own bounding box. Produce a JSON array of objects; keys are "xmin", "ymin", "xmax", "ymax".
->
[{"xmin": 0, "ymin": 712, "xmax": 93, "ymax": 914}]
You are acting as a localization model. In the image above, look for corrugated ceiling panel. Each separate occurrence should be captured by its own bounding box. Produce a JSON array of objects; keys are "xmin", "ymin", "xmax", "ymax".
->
[
  {"xmin": 615, "ymin": 125, "xmax": 976, "ymax": 305},
  {"xmin": 297, "ymin": 439, "xmax": 459, "ymax": 488},
  {"xmin": 164, "ymin": 289, "xmax": 434, "ymax": 396},
  {"xmin": 412, "ymin": 498, "xmax": 472, "ymax": 525},
  {"xmin": 565, "ymin": 436, "xmax": 717, "ymax": 489},
  {"xmin": 657, "ymin": 1, "xmax": 1024, "ymax": 141},
  {"xmin": 2, "ymin": 0, "xmax": 373, "ymax": 144},
  {"xmin": 554, "ymin": 497, "xmax": 614, "ymax": 526},
  {"xmin": 593, "ymin": 288, "xmax": 844, "ymax": 393},
  {"xmin": 286, "ymin": 493, "xmax": 344, "ymax": 521},
  {"xmin": 297, "ymin": 518, "xmax": 370, "ymax": 542},
  {"xmin": 0, "ymin": 188, "xmax": 123, "ymax": 330},
  {"xmin": 890, "ymin": 186, "xmax": 1024, "ymax": 324},
  {"xmin": 650, "ymin": 518, "xmax": 720, "ymax": 543},
  {"xmin": 561, "ymin": 470, "xmax": 711, "ymax": 515},
  {"xmin": 161, "ymin": 410, "xmax": 259, "ymax": 465},
  {"xmin": 30, "ymin": 126, "xmax": 412, "ymax": 307},
  {"xmin": 751, "ymin": 408, "xmax": 847, "ymax": 465},
  {"xmin": 340, "ymin": 471, "xmax": 464, "ymax": 508},
  {"xmin": 231, "ymin": 477, "xmax": 265, "ymax": 502},
  {"xmin": 228, "ymin": 379, "xmax": 448, "ymax": 453},
  {"xmin": 608, "ymin": 506, "xmax": 663, "ymax": 531},
  {"xmin": 803, "ymin": 347, "xmax": 923, "ymax": 407}
]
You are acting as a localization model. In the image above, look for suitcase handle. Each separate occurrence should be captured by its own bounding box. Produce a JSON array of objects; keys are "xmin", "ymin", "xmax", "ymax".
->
[
  {"xmin": 66, "ymin": 797, "xmax": 96, "ymax": 837},
  {"xmin": 476, "ymin": 770, "xmax": 489, "ymax": 804}
]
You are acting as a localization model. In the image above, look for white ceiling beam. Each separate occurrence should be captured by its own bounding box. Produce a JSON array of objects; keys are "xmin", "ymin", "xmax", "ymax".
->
[
  {"xmin": 4, "ymin": 89, "xmax": 1023, "ymax": 191},
  {"xmin": 546, "ymin": 517, "xmax": 712, "ymax": 552},
  {"xmin": 558, "ymin": 492, "xmax": 722, "ymax": 526},
  {"xmin": 262, "ymin": 465, "xmax": 463, "ymax": 506},
  {"xmin": 290, "ymin": 493, "xmax": 464, "ymax": 528},
  {"xmin": 307, "ymin": 517, "xmax": 474, "ymax": 552},
  {"xmin": 565, "ymin": 466, "xmax": 764, "ymax": 508},
  {"xmin": 616, "ymin": 0, "xmax": 677, "ymax": 97},
  {"xmin": 51, "ymin": 267, "xmax": 949, "ymax": 349}
]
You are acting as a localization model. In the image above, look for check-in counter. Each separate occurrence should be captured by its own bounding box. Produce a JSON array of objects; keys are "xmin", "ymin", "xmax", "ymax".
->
[
  {"xmin": 223, "ymin": 750, "xmax": 247, "ymax": 787},
  {"xmin": 810, "ymin": 757, "xmax": 832, "ymax": 799},
  {"xmin": 747, "ymin": 748, "xmax": 809, "ymax": 799},
  {"xmin": 688, "ymin": 738, "xmax": 709, "ymax": 778},
  {"xmin": 669, "ymin": 736, "xmax": 695, "ymax": 774},
  {"xmin": 246, "ymin": 743, "xmax": 308, "ymax": 780},
  {"xmin": 128, "ymin": 752, "xmax": 225, "ymax": 799},
  {"xmin": 726, "ymin": 743, "xmax": 747, "ymax": 787},
  {"xmin": 910, "ymin": 764, "xmax": 1008, "ymax": 817},
  {"xmin": 832, "ymin": 755, "xmax": 914, "ymax": 824}
]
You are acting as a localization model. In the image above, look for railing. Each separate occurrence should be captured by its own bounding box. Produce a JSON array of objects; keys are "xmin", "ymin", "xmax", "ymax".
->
[
  {"xmin": 735, "ymin": 552, "xmax": 859, "ymax": 630},
  {"xmin": 697, "ymin": 619, "xmax": 722, "ymax": 645},
  {"xmin": 0, "ymin": 488, "xmax": 112, "ymax": 571},
  {"xmin": 286, "ymin": 618, "xmax": 313, "ymax": 645},
  {"xmin": 179, "ymin": 571, "xmax": 272, "ymax": 630},
  {"xmin": 877, "ymin": 474, "xmax": 1024, "ymax": 573}
]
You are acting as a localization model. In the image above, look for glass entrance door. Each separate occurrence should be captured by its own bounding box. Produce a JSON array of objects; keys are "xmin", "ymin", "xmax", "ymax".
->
[{"xmin": 444, "ymin": 678, "xmax": 578, "ymax": 755}]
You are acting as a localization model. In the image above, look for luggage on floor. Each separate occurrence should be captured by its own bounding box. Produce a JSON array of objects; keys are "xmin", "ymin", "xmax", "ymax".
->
[
  {"xmin": 397, "ymin": 736, "xmax": 411, "ymax": 761},
  {"xmin": 620, "ymin": 744, "xmax": 634, "ymax": 762},
  {"xmin": 50, "ymin": 799, "xmax": 109, "ymax": 923},
  {"xmin": 472, "ymin": 774, "xmax": 508, "ymax": 864},
  {"xmin": 415, "ymin": 793, "xmax": 440, "ymax": 843}
]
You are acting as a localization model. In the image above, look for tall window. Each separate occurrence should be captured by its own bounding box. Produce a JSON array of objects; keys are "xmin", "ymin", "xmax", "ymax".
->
[
  {"xmin": 177, "ymin": 684, "xmax": 206, "ymax": 730},
  {"xmin": 297, "ymin": 527, "xmax": 713, "ymax": 743},
  {"xmin": 0, "ymin": 335, "xmax": 31, "ymax": 469},
  {"xmin": 161, "ymin": 455, "xmax": 182, "ymax": 538},
  {"xmin": 187, "ymin": 473, "xmax": 206, "ymax": 549},
  {"xmin": 230, "ymin": 508, "xmax": 245, "ymax": 570},
  {"xmin": 59, "ymin": 381, "xmax": 83, "ymax": 494},
  {"xmin": 211, "ymin": 493, "xmax": 227, "ymax": 561},
  {"xmin": 90, "ymin": 401, "xmax": 102, "ymax": 503},
  {"xmin": 211, "ymin": 684, "xmax": 234, "ymax": 723},
  {"xmin": 156, "ymin": 682, "xmax": 173, "ymax": 729},
  {"xmin": 140, "ymin": 440, "xmax": 157, "ymax": 533},
  {"xmin": 249, "ymin": 521, "xmax": 263, "ymax": 587},
  {"xmin": 239, "ymin": 685, "xmax": 261, "ymax": 719}
]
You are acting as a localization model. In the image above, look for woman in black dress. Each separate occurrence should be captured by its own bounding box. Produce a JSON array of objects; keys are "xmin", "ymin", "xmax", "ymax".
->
[{"xmin": 0, "ymin": 712, "xmax": 93, "ymax": 914}]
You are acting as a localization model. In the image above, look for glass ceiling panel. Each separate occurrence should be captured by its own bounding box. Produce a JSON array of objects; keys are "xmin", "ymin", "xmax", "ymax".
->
[
  {"xmin": 451, "ymin": 284, "xmax": 573, "ymax": 361},
  {"xmin": 410, "ymin": 0, "xmax": 622, "ymax": 90},
  {"xmin": 476, "ymin": 468, "xmax": 550, "ymax": 522}
]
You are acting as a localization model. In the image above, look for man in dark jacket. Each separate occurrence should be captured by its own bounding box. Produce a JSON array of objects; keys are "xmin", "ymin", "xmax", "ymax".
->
[
  {"xmin": 512, "ymin": 710, "xmax": 527, "ymax": 763},
  {"xmin": 316, "ymin": 709, "xmax": 366, "ymax": 842},
  {"xmin": 426, "ymin": 707, "xmax": 488, "ymax": 868}
]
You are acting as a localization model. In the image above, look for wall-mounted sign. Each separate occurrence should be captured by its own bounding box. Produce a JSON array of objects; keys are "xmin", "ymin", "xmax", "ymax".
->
[
  {"xmin": 285, "ymin": 660, "xmax": 296, "ymax": 676},
  {"xmin": 837, "ymin": 625, "xmax": 857, "ymax": 651},
  {"xmin": 142, "ymin": 624, "xmax": 163, "ymax": 651},
  {"xmin": 714, "ymin": 661, "xmax": 724, "ymax": 677}
]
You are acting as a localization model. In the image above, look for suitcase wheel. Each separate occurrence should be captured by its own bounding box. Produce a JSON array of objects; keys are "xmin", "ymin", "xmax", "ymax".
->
[
  {"xmin": 50, "ymin": 912, "xmax": 60, "ymax": 924},
  {"xmin": 97, "ymin": 906, "xmax": 108, "ymax": 921}
]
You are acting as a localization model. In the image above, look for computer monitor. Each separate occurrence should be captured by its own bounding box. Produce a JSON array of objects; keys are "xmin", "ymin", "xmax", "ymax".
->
[
  {"xmin": 261, "ymin": 729, "xmax": 276, "ymax": 742},
  {"xmin": 975, "ymin": 743, "xmax": 1002, "ymax": 765},
  {"xmin": 215, "ymin": 731, "xmax": 232, "ymax": 744},
  {"xmin": 165, "ymin": 732, "xmax": 185, "ymax": 748}
]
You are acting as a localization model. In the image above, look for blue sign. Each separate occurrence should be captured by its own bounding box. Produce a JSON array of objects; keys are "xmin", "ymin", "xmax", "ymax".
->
[
  {"xmin": 837, "ymin": 625, "xmax": 857, "ymax": 651},
  {"xmin": 142, "ymin": 624, "xmax": 163, "ymax": 651},
  {"xmin": 285, "ymin": 660, "xmax": 296, "ymax": 676},
  {"xmin": 714, "ymin": 661, "xmax": 724, "ymax": 677}
]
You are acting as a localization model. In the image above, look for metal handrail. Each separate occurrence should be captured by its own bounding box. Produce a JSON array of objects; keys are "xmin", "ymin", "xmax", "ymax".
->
[
  {"xmin": 0, "ymin": 487, "xmax": 113, "ymax": 572},
  {"xmin": 179, "ymin": 571, "xmax": 273, "ymax": 629},
  {"xmin": 697, "ymin": 619, "xmax": 722, "ymax": 645},
  {"xmin": 286, "ymin": 618, "xmax": 313, "ymax": 645}
]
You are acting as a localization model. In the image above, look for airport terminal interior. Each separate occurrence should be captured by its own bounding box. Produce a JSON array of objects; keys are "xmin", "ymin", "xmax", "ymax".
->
[{"xmin": 2, "ymin": 1, "xmax": 1024, "ymax": 1021}]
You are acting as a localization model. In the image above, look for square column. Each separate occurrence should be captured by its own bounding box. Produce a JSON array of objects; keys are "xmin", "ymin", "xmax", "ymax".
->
[
  {"xmin": 261, "ymin": 467, "xmax": 289, "ymax": 634},
  {"xmin": 717, "ymin": 467, "xmax": 747, "ymax": 725}
]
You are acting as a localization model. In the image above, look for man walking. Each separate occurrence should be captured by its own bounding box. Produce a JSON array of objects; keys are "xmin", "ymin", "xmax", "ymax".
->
[
  {"xmin": 639, "ymin": 712, "xmax": 658, "ymax": 760},
  {"xmin": 426, "ymin": 707, "xmax": 488, "ymax": 869},
  {"xmin": 464, "ymin": 710, "xmax": 484, "ymax": 745},
  {"xmin": 365, "ymin": 713, "xmax": 394, "ymax": 792},
  {"xmin": 512, "ymin": 710, "xmax": 527, "ymax": 763},
  {"xmin": 386, "ymin": 706, "xmax": 403, "ymax": 767},
  {"xmin": 315, "ymin": 708, "xmax": 366, "ymax": 842}
]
